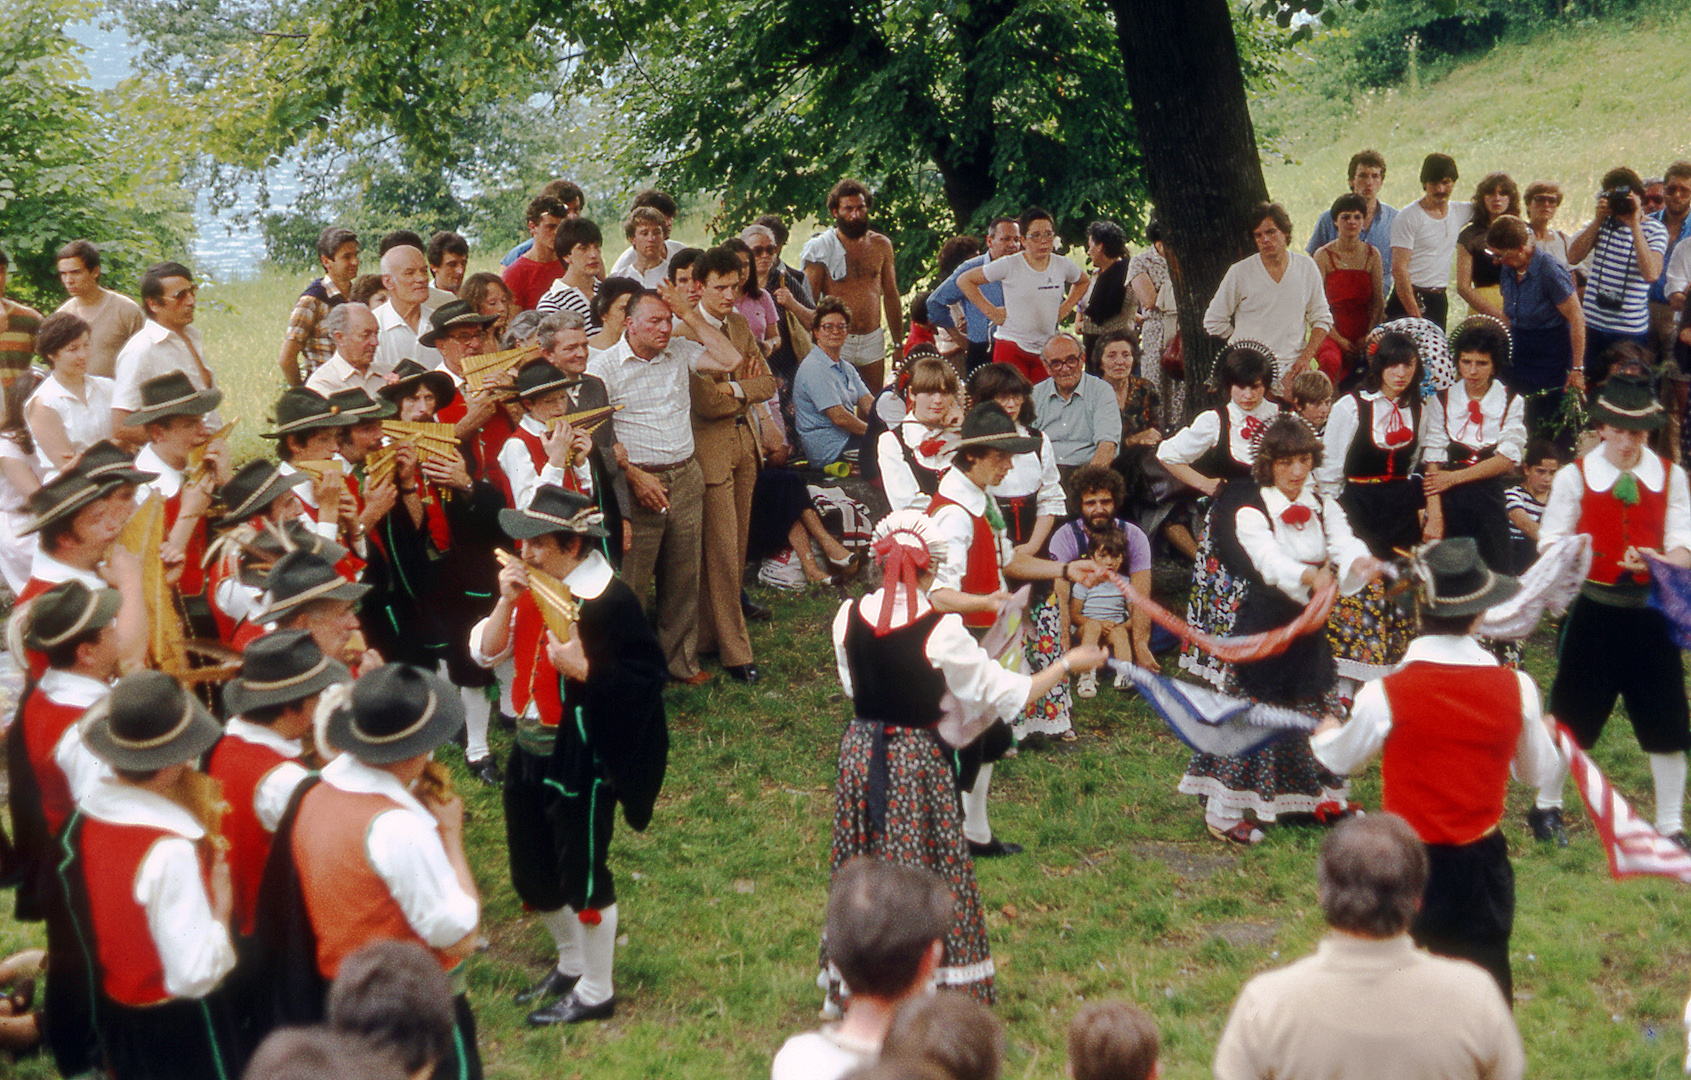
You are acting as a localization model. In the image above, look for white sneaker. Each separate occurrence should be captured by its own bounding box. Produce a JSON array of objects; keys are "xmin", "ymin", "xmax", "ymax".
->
[
  {"xmin": 1076, "ymin": 670, "xmax": 1097, "ymax": 698},
  {"xmin": 1113, "ymin": 669, "xmax": 1132, "ymax": 690},
  {"xmin": 757, "ymin": 548, "xmax": 806, "ymax": 591}
]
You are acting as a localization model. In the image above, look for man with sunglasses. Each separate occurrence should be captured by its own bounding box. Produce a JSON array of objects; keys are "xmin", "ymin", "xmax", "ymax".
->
[{"xmin": 111, "ymin": 261, "xmax": 221, "ymax": 443}]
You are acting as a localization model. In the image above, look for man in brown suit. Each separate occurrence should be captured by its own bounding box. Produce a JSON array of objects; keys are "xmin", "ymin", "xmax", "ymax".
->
[{"xmin": 681, "ymin": 247, "xmax": 778, "ymax": 683}]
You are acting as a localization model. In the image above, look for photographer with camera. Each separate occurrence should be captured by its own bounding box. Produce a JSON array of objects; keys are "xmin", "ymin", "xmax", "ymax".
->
[{"xmin": 1568, "ymin": 167, "xmax": 1667, "ymax": 381}]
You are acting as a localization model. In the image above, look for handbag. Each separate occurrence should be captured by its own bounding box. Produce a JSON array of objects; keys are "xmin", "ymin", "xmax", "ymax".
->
[{"xmin": 1159, "ymin": 329, "xmax": 1183, "ymax": 379}]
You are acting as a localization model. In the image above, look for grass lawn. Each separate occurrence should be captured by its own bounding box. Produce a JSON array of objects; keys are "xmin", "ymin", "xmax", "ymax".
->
[{"xmin": 5, "ymin": 13, "xmax": 1691, "ymax": 1075}]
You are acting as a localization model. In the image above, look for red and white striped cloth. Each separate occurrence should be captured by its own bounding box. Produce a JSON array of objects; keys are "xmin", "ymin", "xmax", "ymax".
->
[
  {"xmin": 1106, "ymin": 572, "xmax": 1339, "ymax": 665},
  {"xmin": 1554, "ymin": 720, "xmax": 1691, "ymax": 884}
]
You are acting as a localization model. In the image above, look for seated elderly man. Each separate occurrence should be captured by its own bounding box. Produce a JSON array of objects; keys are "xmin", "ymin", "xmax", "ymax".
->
[
  {"xmin": 1212, "ymin": 814, "xmax": 1524, "ymax": 1080},
  {"xmin": 1031, "ymin": 333, "xmax": 1120, "ymax": 489}
]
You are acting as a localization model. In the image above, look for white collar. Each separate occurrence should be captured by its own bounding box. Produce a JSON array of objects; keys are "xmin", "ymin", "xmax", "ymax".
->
[
  {"xmin": 38, "ymin": 668, "xmax": 111, "ymax": 709},
  {"xmin": 518, "ymin": 414, "xmax": 548, "ymax": 436},
  {"xmin": 141, "ymin": 320, "xmax": 194, "ymax": 346},
  {"xmin": 321, "ymin": 754, "xmax": 432, "ymax": 819},
  {"xmin": 80, "ymin": 780, "xmax": 205, "ymax": 839},
  {"xmin": 699, "ymin": 307, "xmax": 726, "ymax": 331},
  {"xmin": 223, "ymin": 717, "xmax": 304, "ymax": 758},
  {"xmin": 1397, "ymin": 634, "xmax": 1498, "ymax": 668},
  {"xmin": 1258, "ymin": 479, "xmax": 1319, "ymax": 516},
  {"xmin": 936, "ymin": 465, "xmax": 987, "ymax": 515},
  {"xmin": 1228, "ymin": 399, "xmax": 1279, "ymax": 423},
  {"xmin": 1582, "ymin": 444, "xmax": 1665, "ymax": 493},
  {"xmin": 856, "ymin": 587, "xmax": 935, "ymax": 631},
  {"xmin": 563, "ymin": 549, "xmax": 614, "ymax": 601},
  {"xmin": 136, "ymin": 444, "xmax": 183, "ymax": 486},
  {"xmin": 30, "ymin": 550, "xmax": 105, "ymax": 589}
]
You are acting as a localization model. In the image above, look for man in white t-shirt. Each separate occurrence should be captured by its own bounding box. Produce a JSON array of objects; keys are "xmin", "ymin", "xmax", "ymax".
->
[
  {"xmin": 772, "ymin": 857, "xmax": 950, "ymax": 1080},
  {"xmin": 54, "ymin": 240, "xmax": 145, "ymax": 380},
  {"xmin": 958, "ymin": 206, "xmax": 1088, "ymax": 385},
  {"xmin": 371, "ymin": 245, "xmax": 441, "ymax": 373},
  {"xmin": 1389, "ymin": 153, "xmax": 1473, "ymax": 330},
  {"xmin": 1203, "ymin": 202, "xmax": 1332, "ymax": 393}
]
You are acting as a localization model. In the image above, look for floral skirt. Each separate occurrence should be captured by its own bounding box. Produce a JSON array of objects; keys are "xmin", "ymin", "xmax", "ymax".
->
[
  {"xmin": 824, "ymin": 722, "xmax": 994, "ymax": 1005},
  {"xmin": 1177, "ymin": 685, "xmax": 1349, "ymax": 822},
  {"xmin": 1178, "ymin": 508, "xmax": 1248, "ymax": 689},
  {"xmin": 1014, "ymin": 593, "xmax": 1072, "ymax": 738},
  {"xmin": 1327, "ymin": 577, "xmax": 1415, "ymax": 682}
]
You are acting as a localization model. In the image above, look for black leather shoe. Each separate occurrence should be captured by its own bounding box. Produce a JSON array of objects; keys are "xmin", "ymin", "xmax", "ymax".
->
[
  {"xmin": 514, "ymin": 967, "xmax": 580, "ymax": 1005},
  {"xmin": 968, "ymin": 836, "xmax": 1024, "ymax": 858},
  {"xmin": 741, "ymin": 593, "xmax": 773, "ymax": 622},
  {"xmin": 468, "ymin": 755, "xmax": 502, "ymax": 787},
  {"xmin": 527, "ymin": 990, "xmax": 616, "ymax": 1026},
  {"xmin": 1668, "ymin": 831, "xmax": 1691, "ymax": 853},
  {"xmin": 1526, "ymin": 807, "xmax": 1569, "ymax": 847},
  {"xmin": 725, "ymin": 664, "xmax": 760, "ymax": 684}
]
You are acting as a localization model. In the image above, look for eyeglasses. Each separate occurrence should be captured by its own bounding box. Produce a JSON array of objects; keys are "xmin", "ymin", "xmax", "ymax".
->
[
  {"xmin": 817, "ymin": 321, "xmax": 850, "ymax": 334},
  {"xmin": 166, "ymin": 285, "xmax": 198, "ymax": 302},
  {"xmin": 1047, "ymin": 356, "xmax": 1083, "ymax": 368}
]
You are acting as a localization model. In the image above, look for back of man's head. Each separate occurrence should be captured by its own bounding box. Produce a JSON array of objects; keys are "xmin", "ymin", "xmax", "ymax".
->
[
  {"xmin": 825, "ymin": 855, "xmax": 951, "ymax": 1000},
  {"xmin": 327, "ymin": 940, "xmax": 455, "ymax": 1077},
  {"xmin": 882, "ymin": 991, "xmax": 1004, "ymax": 1080},
  {"xmin": 1317, "ymin": 813, "xmax": 1428, "ymax": 938},
  {"xmin": 1067, "ymin": 1000, "xmax": 1161, "ymax": 1080},
  {"xmin": 241, "ymin": 1026, "xmax": 408, "ymax": 1080}
]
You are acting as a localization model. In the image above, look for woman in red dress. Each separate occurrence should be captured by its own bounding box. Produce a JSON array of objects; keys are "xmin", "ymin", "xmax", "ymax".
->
[{"xmin": 1311, "ymin": 193, "xmax": 1384, "ymax": 388}]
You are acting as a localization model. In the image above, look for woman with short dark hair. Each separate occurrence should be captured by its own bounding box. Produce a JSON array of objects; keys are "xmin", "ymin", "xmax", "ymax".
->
[{"xmin": 1077, "ymin": 220, "xmax": 1136, "ymax": 366}]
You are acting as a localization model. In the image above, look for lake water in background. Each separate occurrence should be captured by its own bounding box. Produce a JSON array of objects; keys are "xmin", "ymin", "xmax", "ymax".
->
[{"xmin": 69, "ymin": 17, "xmax": 293, "ymax": 278}]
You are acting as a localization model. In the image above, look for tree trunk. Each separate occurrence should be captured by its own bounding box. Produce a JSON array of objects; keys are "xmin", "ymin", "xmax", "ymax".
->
[{"xmin": 1107, "ymin": 0, "xmax": 1270, "ymax": 419}]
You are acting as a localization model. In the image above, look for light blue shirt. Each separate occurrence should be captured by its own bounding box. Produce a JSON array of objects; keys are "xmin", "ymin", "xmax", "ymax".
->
[
  {"xmin": 1031, "ymin": 374, "xmax": 1122, "ymax": 467},
  {"xmin": 794, "ymin": 346, "xmax": 872, "ymax": 465},
  {"xmin": 928, "ymin": 253, "xmax": 1005, "ymax": 344},
  {"xmin": 1306, "ymin": 200, "xmax": 1399, "ymax": 279}
]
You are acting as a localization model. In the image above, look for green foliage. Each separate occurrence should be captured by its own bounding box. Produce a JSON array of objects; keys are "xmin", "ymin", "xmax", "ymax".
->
[{"xmin": 0, "ymin": 0, "xmax": 193, "ymax": 304}]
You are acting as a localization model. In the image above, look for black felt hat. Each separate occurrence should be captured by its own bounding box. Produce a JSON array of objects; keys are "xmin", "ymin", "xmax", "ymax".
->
[
  {"xmin": 1416, "ymin": 537, "xmax": 1521, "ymax": 618},
  {"xmin": 76, "ymin": 439, "xmax": 159, "ymax": 487},
  {"xmin": 83, "ymin": 670, "xmax": 222, "ymax": 772},
  {"xmin": 417, "ymin": 300, "xmax": 496, "ymax": 349},
  {"xmin": 497, "ymin": 484, "xmax": 608, "ymax": 541},
  {"xmin": 215, "ymin": 460, "xmax": 312, "ymax": 528},
  {"xmin": 257, "ymin": 550, "xmax": 369, "ymax": 621},
  {"xmin": 325, "ymin": 388, "xmax": 396, "ymax": 421},
  {"xmin": 23, "ymin": 579, "xmax": 122, "ymax": 652},
  {"xmin": 1589, "ymin": 372, "xmax": 1668, "ymax": 431},
  {"xmin": 235, "ymin": 522, "xmax": 350, "ymax": 589},
  {"xmin": 263, "ymin": 388, "xmax": 357, "ymax": 438},
  {"xmin": 953, "ymin": 402, "xmax": 1040, "ymax": 455},
  {"xmin": 323, "ymin": 663, "xmax": 465, "ymax": 765},
  {"xmin": 20, "ymin": 471, "xmax": 107, "ymax": 535},
  {"xmin": 222, "ymin": 628, "xmax": 351, "ymax": 717},
  {"xmin": 379, "ymin": 359, "xmax": 457, "ymax": 413},
  {"xmin": 512, "ymin": 359, "xmax": 577, "ymax": 402},
  {"xmin": 123, "ymin": 370, "xmax": 223, "ymax": 426}
]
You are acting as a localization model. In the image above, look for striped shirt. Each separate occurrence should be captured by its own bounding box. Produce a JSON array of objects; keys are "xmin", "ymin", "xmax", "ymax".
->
[
  {"xmin": 1582, "ymin": 216, "xmax": 1668, "ymax": 334},
  {"xmin": 0, "ymin": 299, "xmax": 42, "ymax": 385},
  {"xmin": 283, "ymin": 277, "xmax": 347, "ymax": 380},
  {"xmin": 1505, "ymin": 485, "xmax": 1544, "ymax": 542},
  {"xmin": 535, "ymin": 280, "xmax": 599, "ymax": 332}
]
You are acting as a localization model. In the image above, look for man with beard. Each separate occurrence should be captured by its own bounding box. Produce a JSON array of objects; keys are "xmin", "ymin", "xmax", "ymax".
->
[
  {"xmin": 802, "ymin": 179, "xmax": 903, "ymax": 394},
  {"xmin": 1046, "ymin": 464, "xmax": 1155, "ymax": 668}
]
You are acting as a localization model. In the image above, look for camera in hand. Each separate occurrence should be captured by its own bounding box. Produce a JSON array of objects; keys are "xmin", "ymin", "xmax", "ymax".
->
[{"xmin": 1605, "ymin": 187, "xmax": 1637, "ymax": 216}]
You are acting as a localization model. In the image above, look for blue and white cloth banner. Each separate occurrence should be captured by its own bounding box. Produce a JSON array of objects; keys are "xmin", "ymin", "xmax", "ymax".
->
[{"xmin": 1110, "ymin": 660, "xmax": 1314, "ymax": 758}]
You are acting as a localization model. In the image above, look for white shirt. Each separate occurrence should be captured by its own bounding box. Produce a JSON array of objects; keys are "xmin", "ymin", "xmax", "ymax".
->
[
  {"xmin": 586, "ymin": 336, "xmax": 706, "ymax": 466},
  {"xmin": 38, "ymin": 668, "xmax": 111, "ymax": 804},
  {"xmin": 535, "ymin": 280, "xmax": 596, "ymax": 322},
  {"xmin": 1317, "ymin": 391, "xmax": 1428, "ymax": 498},
  {"xmin": 112, "ymin": 321, "xmax": 222, "ymax": 424},
  {"xmin": 276, "ymin": 461, "xmax": 347, "ymax": 544},
  {"xmin": 877, "ymin": 420, "xmax": 956, "ymax": 515},
  {"xmin": 305, "ymin": 352, "xmax": 394, "ymax": 399},
  {"xmin": 771, "ymin": 1026, "xmax": 878, "ymax": 1080},
  {"xmin": 1422, "ymin": 382, "xmax": 1527, "ymax": 466},
  {"xmin": 1390, "ymin": 200, "xmax": 1475, "ymax": 289},
  {"xmin": 136, "ymin": 443, "xmax": 184, "ymax": 502},
  {"xmin": 1665, "ymin": 236, "xmax": 1691, "ymax": 299},
  {"xmin": 372, "ymin": 300, "xmax": 442, "ymax": 373},
  {"xmin": 988, "ymin": 429, "xmax": 1065, "ymax": 517},
  {"xmin": 980, "ymin": 252, "xmax": 1086, "ymax": 353},
  {"xmin": 832, "ymin": 589, "xmax": 1031, "ymax": 732},
  {"xmin": 1233, "ymin": 479, "xmax": 1373, "ymax": 604},
  {"xmin": 1312, "ymin": 635, "xmax": 1560, "ymax": 789},
  {"xmin": 78, "ymin": 781, "xmax": 237, "ymax": 999},
  {"xmin": 317, "ymin": 754, "xmax": 479, "ymax": 949},
  {"xmin": 1202, "ymin": 253, "xmax": 1333, "ymax": 376},
  {"xmin": 927, "ymin": 467, "xmax": 1014, "ymax": 594},
  {"xmin": 1539, "ymin": 445, "xmax": 1691, "ymax": 553},
  {"xmin": 1156, "ymin": 400, "xmax": 1280, "ymax": 471},
  {"xmin": 610, "ymin": 240, "xmax": 687, "ymax": 287},
  {"xmin": 497, "ymin": 415, "xmax": 591, "ymax": 510},
  {"xmin": 27, "ymin": 372, "xmax": 114, "ymax": 473},
  {"xmin": 221, "ymin": 718, "xmax": 310, "ymax": 832},
  {"xmin": 471, "ymin": 549, "xmax": 615, "ymax": 717},
  {"xmin": 27, "ymin": 550, "xmax": 104, "ymax": 590}
]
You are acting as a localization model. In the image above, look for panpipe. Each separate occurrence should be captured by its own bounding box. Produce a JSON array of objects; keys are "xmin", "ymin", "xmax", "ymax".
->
[
  {"xmin": 187, "ymin": 417, "xmax": 238, "ymax": 481},
  {"xmin": 367, "ymin": 422, "xmax": 461, "ymax": 488},
  {"xmin": 461, "ymin": 344, "xmax": 542, "ymax": 394},
  {"xmin": 117, "ymin": 494, "xmax": 243, "ymax": 683},
  {"xmin": 289, "ymin": 459, "xmax": 343, "ymax": 490},
  {"xmin": 494, "ymin": 548, "xmax": 579, "ymax": 639},
  {"xmin": 414, "ymin": 759, "xmax": 458, "ymax": 803},
  {"xmin": 173, "ymin": 769, "xmax": 231, "ymax": 852}
]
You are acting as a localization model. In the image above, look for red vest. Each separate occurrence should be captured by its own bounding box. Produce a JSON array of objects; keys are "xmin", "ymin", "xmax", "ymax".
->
[
  {"xmin": 1379, "ymin": 662, "xmax": 1523, "ymax": 845},
  {"xmin": 291, "ymin": 783, "xmax": 456, "ymax": 979},
  {"xmin": 162, "ymin": 488, "xmax": 209, "ymax": 597},
  {"xmin": 20, "ymin": 690, "xmax": 87, "ymax": 835},
  {"xmin": 437, "ymin": 397, "xmax": 513, "ymax": 492},
  {"xmin": 926, "ymin": 492, "xmax": 1003, "ymax": 628},
  {"xmin": 510, "ymin": 593, "xmax": 565, "ymax": 725},
  {"xmin": 206, "ymin": 733, "xmax": 296, "ymax": 936},
  {"xmin": 81, "ymin": 817, "xmax": 212, "ymax": 1005},
  {"xmin": 1577, "ymin": 456, "xmax": 1669, "ymax": 585},
  {"xmin": 504, "ymin": 423, "xmax": 585, "ymax": 504}
]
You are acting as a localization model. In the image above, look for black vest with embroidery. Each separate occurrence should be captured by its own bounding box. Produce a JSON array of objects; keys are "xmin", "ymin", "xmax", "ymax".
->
[{"xmin": 843, "ymin": 602, "xmax": 948, "ymax": 727}]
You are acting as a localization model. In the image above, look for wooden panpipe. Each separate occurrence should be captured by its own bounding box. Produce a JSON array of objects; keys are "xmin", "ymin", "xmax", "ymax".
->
[
  {"xmin": 116, "ymin": 495, "xmax": 241, "ymax": 684},
  {"xmin": 549, "ymin": 403, "xmax": 622, "ymax": 436},
  {"xmin": 461, "ymin": 344, "xmax": 542, "ymax": 393},
  {"xmin": 494, "ymin": 548, "xmax": 579, "ymax": 639},
  {"xmin": 366, "ymin": 421, "xmax": 462, "ymax": 487},
  {"xmin": 187, "ymin": 417, "xmax": 238, "ymax": 481},
  {"xmin": 289, "ymin": 459, "xmax": 343, "ymax": 488}
]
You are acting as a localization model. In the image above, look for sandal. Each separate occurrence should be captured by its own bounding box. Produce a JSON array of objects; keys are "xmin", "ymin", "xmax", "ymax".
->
[{"xmin": 1206, "ymin": 820, "xmax": 1265, "ymax": 846}]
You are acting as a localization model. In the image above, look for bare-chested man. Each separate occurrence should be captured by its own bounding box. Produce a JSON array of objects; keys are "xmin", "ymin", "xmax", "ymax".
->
[{"xmin": 802, "ymin": 179, "xmax": 902, "ymax": 392}]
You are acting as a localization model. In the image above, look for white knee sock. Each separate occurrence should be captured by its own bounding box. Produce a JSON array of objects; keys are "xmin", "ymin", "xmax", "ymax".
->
[
  {"xmin": 1536, "ymin": 753, "xmax": 1568, "ymax": 811},
  {"xmin": 461, "ymin": 685, "xmax": 492, "ymax": 762},
  {"xmin": 1650, "ymin": 752, "xmax": 1688, "ymax": 835},
  {"xmin": 495, "ymin": 657, "xmax": 516, "ymax": 720},
  {"xmin": 574, "ymin": 904, "xmax": 618, "ymax": 1006},
  {"xmin": 538, "ymin": 908, "xmax": 585, "ymax": 977},
  {"xmin": 961, "ymin": 764, "xmax": 993, "ymax": 845}
]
